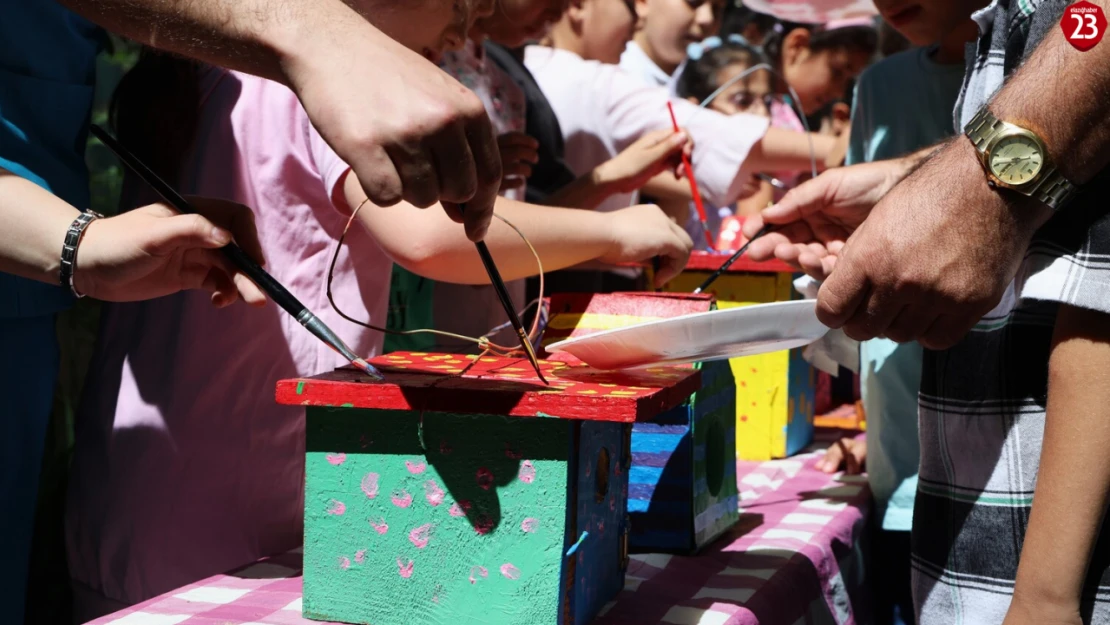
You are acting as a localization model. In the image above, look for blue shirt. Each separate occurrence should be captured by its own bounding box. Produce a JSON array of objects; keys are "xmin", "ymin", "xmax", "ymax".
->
[
  {"xmin": 845, "ymin": 46, "xmax": 965, "ymax": 531},
  {"xmin": 0, "ymin": 1, "xmax": 104, "ymax": 317}
]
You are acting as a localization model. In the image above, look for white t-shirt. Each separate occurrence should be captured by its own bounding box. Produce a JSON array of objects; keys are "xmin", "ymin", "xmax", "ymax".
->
[{"xmin": 524, "ymin": 45, "xmax": 768, "ymax": 214}]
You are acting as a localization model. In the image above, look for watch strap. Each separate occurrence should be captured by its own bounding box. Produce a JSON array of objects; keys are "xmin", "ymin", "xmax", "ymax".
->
[
  {"xmin": 60, "ymin": 209, "xmax": 104, "ymax": 298},
  {"xmin": 963, "ymin": 108, "xmax": 1078, "ymax": 211}
]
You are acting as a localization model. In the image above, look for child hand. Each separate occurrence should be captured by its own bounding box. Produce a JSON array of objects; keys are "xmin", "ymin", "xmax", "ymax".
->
[
  {"xmin": 596, "ymin": 129, "xmax": 692, "ymax": 194},
  {"xmin": 497, "ymin": 132, "xmax": 539, "ymax": 190},
  {"xmin": 73, "ymin": 197, "xmax": 268, "ymax": 308},
  {"xmin": 815, "ymin": 437, "xmax": 866, "ymax": 474},
  {"xmin": 599, "ymin": 204, "xmax": 694, "ymax": 287}
]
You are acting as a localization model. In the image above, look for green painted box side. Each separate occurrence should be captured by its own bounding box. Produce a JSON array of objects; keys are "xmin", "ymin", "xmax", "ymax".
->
[
  {"xmin": 691, "ymin": 359, "xmax": 739, "ymax": 548},
  {"xmin": 304, "ymin": 407, "xmax": 571, "ymax": 625}
]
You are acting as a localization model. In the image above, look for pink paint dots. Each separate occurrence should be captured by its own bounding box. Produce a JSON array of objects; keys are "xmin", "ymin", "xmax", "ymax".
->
[
  {"xmin": 370, "ymin": 518, "xmax": 389, "ymax": 535},
  {"xmin": 504, "ymin": 442, "xmax": 523, "ymax": 459},
  {"xmin": 449, "ymin": 500, "xmax": 471, "ymax": 518},
  {"xmin": 469, "ymin": 566, "xmax": 489, "ymax": 584},
  {"xmin": 397, "ymin": 558, "xmax": 414, "ymax": 579},
  {"xmin": 521, "ymin": 517, "xmax": 539, "ymax": 533},
  {"xmin": 474, "ymin": 514, "xmax": 494, "ymax": 535},
  {"xmin": 439, "ymin": 440, "xmax": 452, "ymax": 455},
  {"xmin": 360, "ymin": 472, "xmax": 379, "ymax": 499},
  {"xmin": 405, "ymin": 460, "xmax": 426, "ymax": 474},
  {"xmin": 338, "ymin": 556, "xmax": 350, "ymax": 570},
  {"xmin": 476, "ymin": 468, "xmax": 494, "ymax": 490},
  {"xmin": 354, "ymin": 550, "xmax": 366, "ymax": 564},
  {"xmin": 518, "ymin": 460, "xmax": 536, "ymax": 484},
  {"xmin": 326, "ymin": 500, "xmax": 346, "ymax": 516},
  {"xmin": 326, "ymin": 453, "xmax": 346, "ymax": 465},
  {"xmin": 609, "ymin": 496, "xmax": 616, "ymax": 512},
  {"xmin": 424, "ymin": 480, "xmax": 445, "ymax": 507},
  {"xmin": 598, "ymin": 520, "xmax": 605, "ymax": 533},
  {"xmin": 409, "ymin": 523, "xmax": 433, "ymax": 549},
  {"xmin": 391, "ymin": 489, "xmax": 413, "ymax": 508},
  {"xmin": 500, "ymin": 563, "xmax": 521, "ymax": 580},
  {"xmin": 358, "ymin": 434, "xmax": 371, "ymax": 449}
]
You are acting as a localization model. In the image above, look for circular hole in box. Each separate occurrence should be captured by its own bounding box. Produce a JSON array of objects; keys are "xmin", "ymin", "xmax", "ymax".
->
[{"xmin": 595, "ymin": 447, "xmax": 611, "ymax": 503}]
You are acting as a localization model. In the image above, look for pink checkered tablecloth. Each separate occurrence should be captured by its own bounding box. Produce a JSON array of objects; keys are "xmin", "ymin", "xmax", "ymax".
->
[{"xmin": 88, "ymin": 435, "xmax": 870, "ymax": 625}]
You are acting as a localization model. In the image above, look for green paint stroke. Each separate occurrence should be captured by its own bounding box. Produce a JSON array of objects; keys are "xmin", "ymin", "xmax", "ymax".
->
[
  {"xmin": 304, "ymin": 407, "xmax": 572, "ymax": 625},
  {"xmin": 296, "ymin": 380, "xmax": 305, "ymax": 395}
]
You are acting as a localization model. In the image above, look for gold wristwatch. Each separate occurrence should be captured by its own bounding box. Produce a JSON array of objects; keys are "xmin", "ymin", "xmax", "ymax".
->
[{"xmin": 963, "ymin": 107, "xmax": 1078, "ymax": 211}]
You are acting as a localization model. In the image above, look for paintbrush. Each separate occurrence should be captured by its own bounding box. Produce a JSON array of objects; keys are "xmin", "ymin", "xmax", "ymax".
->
[
  {"xmin": 693, "ymin": 224, "xmax": 775, "ymax": 294},
  {"xmin": 666, "ymin": 101, "xmax": 714, "ymax": 250},
  {"xmin": 90, "ymin": 125, "xmax": 384, "ymax": 380},
  {"xmin": 757, "ymin": 173, "xmax": 787, "ymax": 190},
  {"xmin": 458, "ymin": 203, "xmax": 548, "ymax": 384}
]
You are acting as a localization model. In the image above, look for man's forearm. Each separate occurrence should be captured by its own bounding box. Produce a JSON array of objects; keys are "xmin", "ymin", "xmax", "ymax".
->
[
  {"xmin": 989, "ymin": 0, "xmax": 1110, "ymax": 185},
  {"xmin": 56, "ymin": 0, "xmax": 370, "ymax": 85},
  {"xmin": 1012, "ymin": 304, "xmax": 1110, "ymax": 608}
]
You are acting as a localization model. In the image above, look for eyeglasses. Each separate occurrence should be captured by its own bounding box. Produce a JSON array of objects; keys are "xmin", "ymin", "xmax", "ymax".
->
[{"xmin": 724, "ymin": 91, "xmax": 778, "ymax": 115}]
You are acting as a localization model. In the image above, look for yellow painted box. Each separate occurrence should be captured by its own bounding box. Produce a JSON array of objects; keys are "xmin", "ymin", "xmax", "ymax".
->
[{"xmin": 663, "ymin": 252, "xmax": 816, "ymax": 461}]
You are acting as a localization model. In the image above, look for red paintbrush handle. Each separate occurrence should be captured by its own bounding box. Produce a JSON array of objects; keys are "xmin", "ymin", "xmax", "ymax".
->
[{"xmin": 667, "ymin": 102, "xmax": 713, "ymax": 248}]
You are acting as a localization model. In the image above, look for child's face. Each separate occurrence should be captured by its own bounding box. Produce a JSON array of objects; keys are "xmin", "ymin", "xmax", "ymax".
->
[
  {"xmin": 579, "ymin": 0, "xmax": 638, "ymax": 64},
  {"xmin": 781, "ymin": 34, "xmax": 870, "ymax": 115},
  {"xmin": 636, "ymin": 0, "xmax": 727, "ymax": 70},
  {"xmin": 362, "ymin": 0, "xmax": 494, "ymax": 61},
  {"xmin": 705, "ymin": 66, "xmax": 772, "ymax": 117},
  {"xmin": 871, "ymin": 0, "xmax": 983, "ymax": 46},
  {"xmin": 475, "ymin": 0, "xmax": 570, "ymax": 47}
]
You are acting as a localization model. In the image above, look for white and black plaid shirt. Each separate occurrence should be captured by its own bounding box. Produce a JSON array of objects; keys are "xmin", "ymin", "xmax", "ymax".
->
[{"xmin": 913, "ymin": 1, "xmax": 1110, "ymax": 623}]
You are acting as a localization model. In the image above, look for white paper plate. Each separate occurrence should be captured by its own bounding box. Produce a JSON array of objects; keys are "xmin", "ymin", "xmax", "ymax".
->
[{"xmin": 545, "ymin": 300, "xmax": 829, "ymax": 370}]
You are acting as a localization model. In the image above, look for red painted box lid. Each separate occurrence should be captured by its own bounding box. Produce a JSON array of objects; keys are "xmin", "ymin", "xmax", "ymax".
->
[
  {"xmin": 275, "ymin": 352, "xmax": 700, "ymax": 423},
  {"xmin": 683, "ymin": 250, "xmax": 796, "ymax": 274}
]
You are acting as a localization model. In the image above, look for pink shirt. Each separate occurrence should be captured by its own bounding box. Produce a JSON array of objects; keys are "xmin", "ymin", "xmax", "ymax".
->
[{"xmin": 66, "ymin": 68, "xmax": 389, "ymax": 605}]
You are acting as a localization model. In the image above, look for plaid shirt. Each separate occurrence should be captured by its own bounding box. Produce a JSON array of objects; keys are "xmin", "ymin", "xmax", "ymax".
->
[{"xmin": 913, "ymin": 1, "xmax": 1110, "ymax": 623}]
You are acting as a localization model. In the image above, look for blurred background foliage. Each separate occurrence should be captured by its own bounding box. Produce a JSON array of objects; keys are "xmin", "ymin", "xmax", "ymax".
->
[{"xmin": 24, "ymin": 33, "xmax": 140, "ymax": 625}]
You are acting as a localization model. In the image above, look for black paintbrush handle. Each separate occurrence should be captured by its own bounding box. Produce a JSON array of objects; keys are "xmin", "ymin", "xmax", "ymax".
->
[
  {"xmin": 694, "ymin": 224, "xmax": 774, "ymax": 294},
  {"xmin": 90, "ymin": 125, "xmax": 306, "ymax": 318},
  {"xmin": 475, "ymin": 241, "xmax": 527, "ymax": 336}
]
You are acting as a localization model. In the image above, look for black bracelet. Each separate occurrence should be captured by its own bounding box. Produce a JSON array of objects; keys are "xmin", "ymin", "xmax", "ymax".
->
[{"xmin": 59, "ymin": 210, "xmax": 104, "ymax": 298}]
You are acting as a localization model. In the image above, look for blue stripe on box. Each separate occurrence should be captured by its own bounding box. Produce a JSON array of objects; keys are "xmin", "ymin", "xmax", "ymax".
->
[
  {"xmin": 630, "ymin": 432, "xmax": 686, "ymax": 454},
  {"xmin": 628, "ymin": 499, "xmax": 690, "ymax": 516},
  {"xmin": 632, "ymin": 450, "xmax": 689, "ymax": 468}
]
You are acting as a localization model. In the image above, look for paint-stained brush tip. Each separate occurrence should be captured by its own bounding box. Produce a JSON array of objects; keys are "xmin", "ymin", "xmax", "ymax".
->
[{"xmin": 351, "ymin": 358, "xmax": 385, "ymax": 381}]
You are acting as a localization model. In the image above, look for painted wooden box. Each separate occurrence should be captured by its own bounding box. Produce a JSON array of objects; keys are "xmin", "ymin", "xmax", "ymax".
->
[
  {"xmin": 663, "ymin": 251, "xmax": 818, "ymax": 461},
  {"xmin": 276, "ymin": 353, "xmax": 700, "ymax": 625},
  {"xmin": 542, "ymin": 293, "xmax": 738, "ymax": 554}
]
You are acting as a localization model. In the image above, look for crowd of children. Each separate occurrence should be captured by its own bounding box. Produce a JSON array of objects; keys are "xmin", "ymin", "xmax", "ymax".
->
[{"xmin": 5, "ymin": 0, "xmax": 1110, "ymax": 624}]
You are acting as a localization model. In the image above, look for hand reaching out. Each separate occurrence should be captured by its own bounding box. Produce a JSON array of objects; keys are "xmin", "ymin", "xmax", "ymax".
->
[
  {"xmin": 73, "ymin": 198, "xmax": 268, "ymax": 308},
  {"xmin": 815, "ymin": 437, "xmax": 866, "ymax": 475},
  {"xmin": 497, "ymin": 132, "xmax": 539, "ymax": 191},
  {"xmin": 742, "ymin": 159, "xmax": 910, "ymax": 280},
  {"xmin": 597, "ymin": 129, "xmax": 693, "ymax": 194},
  {"xmin": 600, "ymin": 204, "xmax": 694, "ymax": 287}
]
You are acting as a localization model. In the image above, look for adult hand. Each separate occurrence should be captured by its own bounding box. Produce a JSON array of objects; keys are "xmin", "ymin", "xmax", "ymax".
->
[
  {"xmin": 497, "ymin": 132, "xmax": 540, "ymax": 190},
  {"xmin": 597, "ymin": 129, "xmax": 693, "ymax": 194},
  {"xmin": 600, "ymin": 204, "xmax": 694, "ymax": 287},
  {"xmin": 1002, "ymin": 591, "xmax": 1082, "ymax": 625},
  {"xmin": 742, "ymin": 158, "xmax": 911, "ymax": 279},
  {"xmin": 73, "ymin": 198, "xmax": 267, "ymax": 308},
  {"xmin": 814, "ymin": 139, "xmax": 1052, "ymax": 348},
  {"xmin": 815, "ymin": 437, "xmax": 866, "ymax": 475},
  {"xmin": 284, "ymin": 28, "xmax": 502, "ymax": 242}
]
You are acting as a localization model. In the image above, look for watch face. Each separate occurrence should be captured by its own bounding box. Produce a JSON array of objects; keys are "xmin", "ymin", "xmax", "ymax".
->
[{"xmin": 989, "ymin": 134, "xmax": 1044, "ymax": 185}]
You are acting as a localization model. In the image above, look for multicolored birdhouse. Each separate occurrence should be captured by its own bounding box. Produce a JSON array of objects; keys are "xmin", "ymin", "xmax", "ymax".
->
[
  {"xmin": 276, "ymin": 352, "xmax": 700, "ymax": 625},
  {"xmin": 664, "ymin": 251, "xmax": 818, "ymax": 461},
  {"xmin": 542, "ymin": 292, "xmax": 738, "ymax": 554}
]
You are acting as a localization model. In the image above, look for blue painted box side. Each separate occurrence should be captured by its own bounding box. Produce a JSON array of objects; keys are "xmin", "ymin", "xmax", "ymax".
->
[
  {"xmin": 572, "ymin": 420, "xmax": 629, "ymax": 625},
  {"xmin": 629, "ymin": 413, "xmax": 694, "ymax": 552},
  {"xmin": 784, "ymin": 347, "xmax": 816, "ymax": 457}
]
